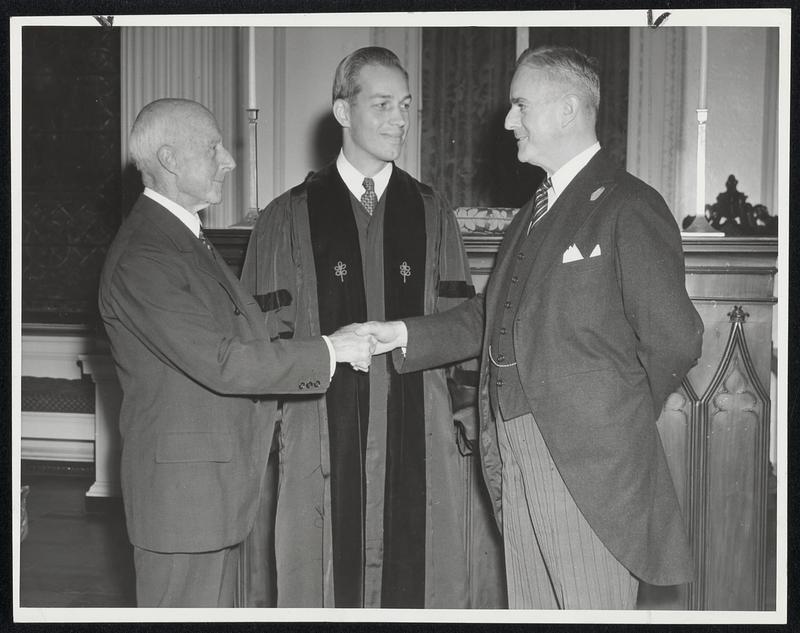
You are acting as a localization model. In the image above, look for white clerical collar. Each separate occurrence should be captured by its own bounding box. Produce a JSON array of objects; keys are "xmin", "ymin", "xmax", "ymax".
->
[
  {"xmin": 336, "ymin": 150, "xmax": 393, "ymax": 202},
  {"xmin": 548, "ymin": 142, "xmax": 601, "ymax": 206},
  {"xmin": 143, "ymin": 187, "xmax": 203, "ymax": 238}
]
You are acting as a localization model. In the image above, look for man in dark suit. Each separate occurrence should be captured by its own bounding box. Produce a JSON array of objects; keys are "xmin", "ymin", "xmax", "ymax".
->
[
  {"xmin": 359, "ymin": 46, "xmax": 704, "ymax": 609},
  {"xmin": 98, "ymin": 98, "xmax": 373, "ymax": 607}
]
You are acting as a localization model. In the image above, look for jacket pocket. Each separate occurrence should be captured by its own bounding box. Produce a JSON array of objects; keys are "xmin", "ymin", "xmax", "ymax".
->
[{"xmin": 155, "ymin": 431, "xmax": 233, "ymax": 463}]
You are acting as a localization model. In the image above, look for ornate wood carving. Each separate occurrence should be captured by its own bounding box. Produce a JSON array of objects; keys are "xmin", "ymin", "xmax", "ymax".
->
[
  {"xmin": 658, "ymin": 380, "xmax": 698, "ymax": 519},
  {"xmin": 692, "ymin": 306, "xmax": 770, "ymax": 610},
  {"xmin": 655, "ymin": 378, "xmax": 698, "ymax": 610},
  {"xmin": 683, "ymin": 175, "xmax": 778, "ymax": 237}
]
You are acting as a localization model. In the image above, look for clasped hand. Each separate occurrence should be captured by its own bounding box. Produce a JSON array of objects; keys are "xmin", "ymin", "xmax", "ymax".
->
[{"xmin": 328, "ymin": 321, "xmax": 407, "ymax": 372}]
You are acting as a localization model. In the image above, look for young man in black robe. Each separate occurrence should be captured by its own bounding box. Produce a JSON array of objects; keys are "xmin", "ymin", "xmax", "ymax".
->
[{"xmin": 240, "ymin": 47, "xmax": 503, "ymax": 608}]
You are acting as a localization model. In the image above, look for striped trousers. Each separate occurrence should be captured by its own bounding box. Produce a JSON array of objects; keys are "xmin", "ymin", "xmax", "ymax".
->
[{"xmin": 497, "ymin": 411, "xmax": 638, "ymax": 609}]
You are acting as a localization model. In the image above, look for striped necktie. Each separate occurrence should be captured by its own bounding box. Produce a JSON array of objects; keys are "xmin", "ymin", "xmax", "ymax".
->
[
  {"xmin": 361, "ymin": 177, "xmax": 377, "ymax": 215},
  {"xmin": 198, "ymin": 227, "xmax": 216, "ymax": 261},
  {"xmin": 527, "ymin": 177, "xmax": 552, "ymax": 235}
]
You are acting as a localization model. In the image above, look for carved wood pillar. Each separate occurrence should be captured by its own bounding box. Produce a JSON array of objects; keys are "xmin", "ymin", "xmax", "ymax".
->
[
  {"xmin": 652, "ymin": 236, "xmax": 777, "ymax": 610},
  {"xmin": 696, "ymin": 306, "xmax": 770, "ymax": 609}
]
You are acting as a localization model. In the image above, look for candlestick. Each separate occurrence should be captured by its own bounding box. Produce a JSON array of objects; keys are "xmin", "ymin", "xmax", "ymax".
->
[
  {"xmin": 696, "ymin": 108, "xmax": 708, "ymax": 217},
  {"xmin": 699, "ymin": 27, "xmax": 708, "ymax": 110},
  {"xmin": 247, "ymin": 108, "xmax": 259, "ymax": 220},
  {"xmin": 248, "ymin": 27, "xmax": 256, "ymax": 110}
]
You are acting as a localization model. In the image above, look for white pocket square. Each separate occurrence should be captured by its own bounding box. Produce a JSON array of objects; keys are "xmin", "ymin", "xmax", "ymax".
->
[
  {"xmin": 589, "ymin": 244, "xmax": 601, "ymax": 258},
  {"xmin": 561, "ymin": 243, "xmax": 583, "ymax": 263}
]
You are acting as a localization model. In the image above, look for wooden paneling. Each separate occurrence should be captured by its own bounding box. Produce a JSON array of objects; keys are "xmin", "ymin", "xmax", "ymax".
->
[{"xmin": 669, "ymin": 237, "xmax": 775, "ymax": 610}]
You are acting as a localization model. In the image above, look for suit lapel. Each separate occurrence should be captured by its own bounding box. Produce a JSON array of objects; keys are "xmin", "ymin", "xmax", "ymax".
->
[
  {"xmin": 519, "ymin": 151, "xmax": 617, "ymax": 307},
  {"xmin": 137, "ymin": 196, "xmax": 260, "ymax": 329}
]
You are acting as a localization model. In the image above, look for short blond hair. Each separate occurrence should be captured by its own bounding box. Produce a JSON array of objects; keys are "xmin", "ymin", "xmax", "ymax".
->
[{"xmin": 332, "ymin": 46, "xmax": 408, "ymax": 104}]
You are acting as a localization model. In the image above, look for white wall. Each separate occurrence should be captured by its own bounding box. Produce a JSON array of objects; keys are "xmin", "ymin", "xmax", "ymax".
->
[
  {"xmin": 248, "ymin": 27, "xmax": 421, "ymax": 208},
  {"xmin": 121, "ymin": 26, "xmax": 779, "ymax": 222},
  {"xmin": 675, "ymin": 27, "xmax": 778, "ymax": 219}
]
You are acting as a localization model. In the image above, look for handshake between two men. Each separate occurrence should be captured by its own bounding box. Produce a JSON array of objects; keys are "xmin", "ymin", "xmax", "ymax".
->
[{"xmin": 328, "ymin": 321, "xmax": 408, "ymax": 372}]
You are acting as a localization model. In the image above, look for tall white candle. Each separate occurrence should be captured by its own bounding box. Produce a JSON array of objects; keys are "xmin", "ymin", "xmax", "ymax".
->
[
  {"xmin": 699, "ymin": 26, "xmax": 708, "ymax": 110},
  {"xmin": 248, "ymin": 26, "xmax": 256, "ymax": 109}
]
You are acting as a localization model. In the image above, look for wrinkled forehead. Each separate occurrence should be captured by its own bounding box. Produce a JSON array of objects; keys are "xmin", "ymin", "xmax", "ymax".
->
[
  {"xmin": 168, "ymin": 107, "xmax": 221, "ymax": 145},
  {"xmin": 513, "ymin": 65, "xmax": 556, "ymax": 88},
  {"xmin": 511, "ymin": 65, "xmax": 563, "ymax": 100}
]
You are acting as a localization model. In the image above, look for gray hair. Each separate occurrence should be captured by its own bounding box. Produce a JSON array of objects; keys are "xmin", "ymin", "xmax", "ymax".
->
[
  {"xmin": 128, "ymin": 98, "xmax": 213, "ymax": 179},
  {"xmin": 516, "ymin": 46, "xmax": 600, "ymax": 115},
  {"xmin": 332, "ymin": 46, "xmax": 408, "ymax": 104}
]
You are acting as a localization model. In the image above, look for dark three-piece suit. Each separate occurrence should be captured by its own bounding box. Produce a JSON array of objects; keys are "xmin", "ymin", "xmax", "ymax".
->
[{"xmin": 399, "ymin": 150, "xmax": 704, "ymax": 594}]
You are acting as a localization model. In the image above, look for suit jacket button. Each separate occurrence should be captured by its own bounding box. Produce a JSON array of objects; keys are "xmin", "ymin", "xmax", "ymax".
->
[
  {"xmin": 314, "ymin": 380, "xmax": 321, "ymax": 388},
  {"xmin": 517, "ymin": 252, "xmax": 525, "ymax": 260},
  {"xmin": 504, "ymin": 301, "xmax": 512, "ymax": 309},
  {"xmin": 299, "ymin": 383, "xmax": 305, "ymax": 390},
  {"xmin": 496, "ymin": 379, "xmax": 504, "ymax": 387},
  {"xmin": 234, "ymin": 307, "xmax": 241, "ymax": 315},
  {"xmin": 500, "ymin": 327, "xmax": 507, "ymax": 335},
  {"xmin": 511, "ymin": 276, "xmax": 518, "ymax": 283}
]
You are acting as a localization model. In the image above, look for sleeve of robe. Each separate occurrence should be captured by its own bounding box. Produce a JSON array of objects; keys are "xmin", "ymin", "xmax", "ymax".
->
[
  {"xmin": 430, "ymin": 192, "xmax": 481, "ymax": 452},
  {"xmin": 241, "ymin": 191, "xmax": 300, "ymax": 343}
]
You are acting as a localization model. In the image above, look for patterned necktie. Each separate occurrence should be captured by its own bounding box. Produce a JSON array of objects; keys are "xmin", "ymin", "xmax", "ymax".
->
[
  {"xmin": 198, "ymin": 227, "xmax": 216, "ymax": 261},
  {"xmin": 361, "ymin": 177, "xmax": 377, "ymax": 215},
  {"xmin": 527, "ymin": 177, "xmax": 552, "ymax": 235}
]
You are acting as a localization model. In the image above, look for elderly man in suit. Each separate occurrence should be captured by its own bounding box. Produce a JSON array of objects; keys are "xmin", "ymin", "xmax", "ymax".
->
[
  {"xmin": 358, "ymin": 46, "xmax": 704, "ymax": 609},
  {"xmin": 98, "ymin": 98, "xmax": 373, "ymax": 607}
]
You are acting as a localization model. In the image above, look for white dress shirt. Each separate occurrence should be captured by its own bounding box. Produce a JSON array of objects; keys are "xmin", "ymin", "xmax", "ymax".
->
[
  {"xmin": 143, "ymin": 187, "xmax": 202, "ymax": 237},
  {"xmin": 336, "ymin": 150, "xmax": 393, "ymax": 202},
  {"xmin": 548, "ymin": 141, "xmax": 601, "ymax": 207}
]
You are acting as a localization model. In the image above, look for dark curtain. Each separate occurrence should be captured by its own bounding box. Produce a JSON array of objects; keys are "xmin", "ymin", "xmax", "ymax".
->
[
  {"xmin": 420, "ymin": 27, "xmax": 630, "ymax": 208},
  {"xmin": 529, "ymin": 27, "xmax": 630, "ymax": 169},
  {"xmin": 22, "ymin": 27, "xmax": 122, "ymax": 325},
  {"xmin": 421, "ymin": 28, "xmax": 536, "ymax": 208}
]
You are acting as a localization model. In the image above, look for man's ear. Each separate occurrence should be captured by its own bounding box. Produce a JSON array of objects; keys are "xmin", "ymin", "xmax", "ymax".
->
[
  {"xmin": 333, "ymin": 98, "xmax": 351, "ymax": 129},
  {"xmin": 156, "ymin": 145, "xmax": 178, "ymax": 175},
  {"xmin": 560, "ymin": 94, "xmax": 581, "ymax": 128}
]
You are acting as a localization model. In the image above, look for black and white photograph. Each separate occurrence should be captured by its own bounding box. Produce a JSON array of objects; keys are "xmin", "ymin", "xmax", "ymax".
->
[{"xmin": 10, "ymin": 6, "xmax": 789, "ymax": 625}]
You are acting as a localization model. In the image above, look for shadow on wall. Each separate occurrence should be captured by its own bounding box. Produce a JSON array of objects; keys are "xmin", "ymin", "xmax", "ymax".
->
[
  {"xmin": 310, "ymin": 111, "xmax": 342, "ymax": 174},
  {"xmin": 121, "ymin": 162, "xmax": 144, "ymax": 218},
  {"xmin": 476, "ymin": 104, "xmax": 544, "ymax": 208}
]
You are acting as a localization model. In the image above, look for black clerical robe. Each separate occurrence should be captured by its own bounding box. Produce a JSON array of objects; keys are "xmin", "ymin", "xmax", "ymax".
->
[{"xmin": 240, "ymin": 163, "xmax": 504, "ymax": 608}]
